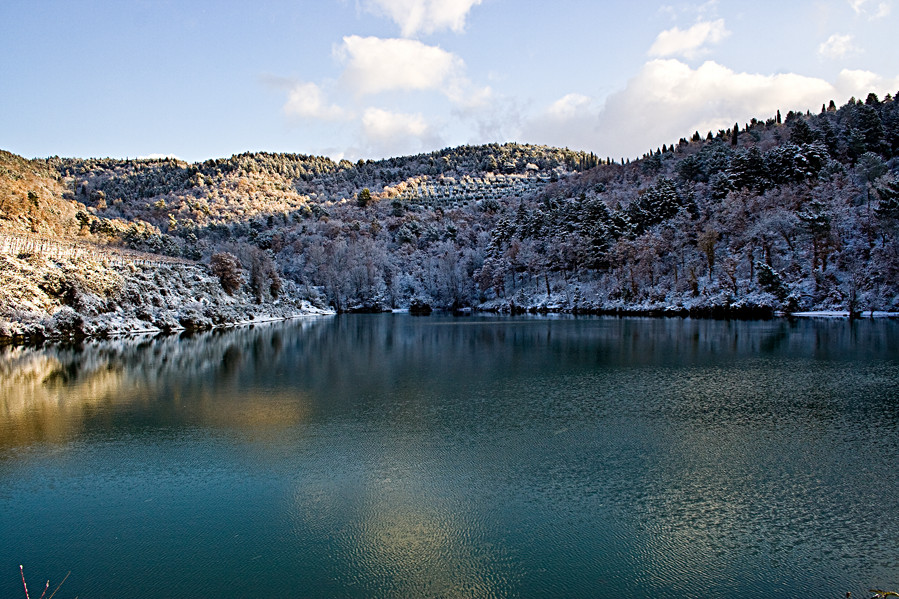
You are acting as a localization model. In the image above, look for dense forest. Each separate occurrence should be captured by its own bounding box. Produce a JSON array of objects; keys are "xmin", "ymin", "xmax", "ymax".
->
[{"xmin": 3, "ymin": 92, "xmax": 899, "ymax": 316}]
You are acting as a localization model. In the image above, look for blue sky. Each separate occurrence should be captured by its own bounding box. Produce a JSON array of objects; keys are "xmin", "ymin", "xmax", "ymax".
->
[{"xmin": 2, "ymin": 0, "xmax": 897, "ymax": 163}]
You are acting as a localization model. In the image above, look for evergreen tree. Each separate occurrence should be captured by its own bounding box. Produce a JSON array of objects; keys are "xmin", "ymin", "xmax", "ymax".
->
[
  {"xmin": 851, "ymin": 104, "xmax": 887, "ymax": 155},
  {"xmin": 873, "ymin": 176, "xmax": 899, "ymax": 230},
  {"xmin": 798, "ymin": 199, "xmax": 833, "ymax": 271},
  {"xmin": 789, "ymin": 118, "xmax": 818, "ymax": 145},
  {"xmin": 626, "ymin": 178, "xmax": 681, "ymax": 234}
]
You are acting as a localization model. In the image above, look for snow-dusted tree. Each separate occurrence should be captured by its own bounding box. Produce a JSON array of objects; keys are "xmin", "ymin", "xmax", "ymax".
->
[{"xmin": 250, "ymin": 249, "xmax": 281, "ymax": 303}]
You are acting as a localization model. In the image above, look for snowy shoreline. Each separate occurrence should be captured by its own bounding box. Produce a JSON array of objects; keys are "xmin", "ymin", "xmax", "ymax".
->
[
  {"xmin": 3, "ymin": 252, "xmax": 895, "ymax": 348},
  {"xmin": 788, "ymin": 310, "xmax": 899, "ymax": 319},
  {"xmin": 0, "ymin": 253, "xmax": 334, "ymax": 345}
]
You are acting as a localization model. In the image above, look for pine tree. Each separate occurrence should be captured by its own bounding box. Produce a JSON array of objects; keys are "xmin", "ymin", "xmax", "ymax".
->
[
  {"xmin": 874, "ymin": 178, "xmax": 899, "ymax": 221},
  {"xmin": 789, "ymin": 118, "xmax": 818, "ymax": 145}
]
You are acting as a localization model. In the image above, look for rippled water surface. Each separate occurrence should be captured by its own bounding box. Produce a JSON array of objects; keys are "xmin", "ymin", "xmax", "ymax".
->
[{"xmin": 1, "ymin": 315, "xmax": 898, "ymax": 598}]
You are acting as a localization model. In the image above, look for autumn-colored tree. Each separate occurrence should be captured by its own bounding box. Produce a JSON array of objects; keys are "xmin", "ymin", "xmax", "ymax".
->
[{"xmin": 209, "ymin": 252, "xmax": 243, "ymax": 295}]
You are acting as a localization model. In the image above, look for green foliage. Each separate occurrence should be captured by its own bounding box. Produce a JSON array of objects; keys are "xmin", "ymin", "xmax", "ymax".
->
[{"xmin": 357, "ymin": 187, "xmax": 372, "ymax": 207}]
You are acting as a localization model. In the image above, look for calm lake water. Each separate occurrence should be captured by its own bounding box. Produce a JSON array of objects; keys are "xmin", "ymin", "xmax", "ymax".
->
[{"xmin": 1, "ymin": 315, "xmax": 898, "ymax": 599}]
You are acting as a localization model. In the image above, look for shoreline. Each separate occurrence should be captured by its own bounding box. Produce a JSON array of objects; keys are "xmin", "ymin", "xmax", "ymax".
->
[
  {"xmin": 0, "ymin": 309, "xmax": 335, "ymax": 347},
  {"xmin": 6, "ymin": 298, "xmax": 897, "ymax": 348},
  {"xmin": 4, "ymin": 308, "xmax": 896, "ymax": 348}
]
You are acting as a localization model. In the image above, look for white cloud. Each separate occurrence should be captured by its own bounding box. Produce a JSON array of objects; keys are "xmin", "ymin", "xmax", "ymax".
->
[
  {"xmin": 818, "ymin": 34, "xmax": 860, "ymax": 59},
  {"xmin": 835, "ymin": 68, "xmax": 899, "ymax": 95},
  {"xmin": 276, "ymin": 35, "xmax": 493, "ymax": 157},
  {"xmin": 648, "ymin": 19, "xmax": 730, "ymax": 59},
  {"xmin": 335, "ymin": 35, "xmax": 491, "ymax": 108},
  {"xmin": 444, "ymin": 79, "xmax": 493, "ymax": 111},
  {"xmin": 283, "ymin": 82, "xmax": 350, "ymax": 121},
  {"xmin": 849, "ymin": 0, "xmax": 891, "ymax": 18},
  {"xmin": 361, "ymin": 0, "xmax": 482, "ymax": 37},
  {"xmin": 590, "ymin": 59, "xmax": 899, "ymax": 159},
  {"xmin": 338, "ymin": 36, "xmax": 462, "ymax": 96},
  {"xmin": 360, "ymin": 107, "xmax": 442, "ymax": 156},
  {"xmin": 363, "ymin": 107, "xmax": 429, "ymax": 138},
  {"xmin": 546, "ymin": 93, "xmax": 592, "ymax": 120}
]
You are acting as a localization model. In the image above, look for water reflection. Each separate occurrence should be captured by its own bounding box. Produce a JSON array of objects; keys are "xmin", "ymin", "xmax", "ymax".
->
[
  {"xmin": 1, "ymin": 315, "xmax": 898, "ymax": 599},
  {"xmin": 0, "ymin": 318, "xmax": 330, "ymax": 448}
]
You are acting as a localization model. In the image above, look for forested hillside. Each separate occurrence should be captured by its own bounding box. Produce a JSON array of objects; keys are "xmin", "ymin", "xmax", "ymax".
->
[{"xmin": 3, "ymin": 92, "xmax": 899, "ymax": 318}]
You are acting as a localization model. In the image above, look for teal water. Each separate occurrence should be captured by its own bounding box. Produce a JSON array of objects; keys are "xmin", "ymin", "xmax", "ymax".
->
[{"xmin": 1, "ymin": 315, "xmax": 898, "ymax": 598}]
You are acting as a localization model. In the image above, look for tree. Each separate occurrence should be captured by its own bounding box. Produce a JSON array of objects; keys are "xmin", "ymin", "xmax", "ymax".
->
[
  {"xmin": 357, "ymin": 187, "xmax": 372, "ymax": 207},
  {"xmin": 626, "ymin": 178, "xmax": 681, "ymax": 233},
  {"xmin": 697, "ymin": 226, "xmax": 719, "ymax": 281},
  {"xmin": 250, "ymin": 250, "xmax": 281, "ymax": 303},
  {"xmin": 874, "ymin": 176, "xmax": 899, "ymax": 239},
  {"xmin": 856, "ymin": 152, "xmax": 888, "ymax": 239},
  {"xmin": 210, "ymin": 252, "xmax": 243, "ymax": 295},
  {"xmin": 756, "ymin": 262, "xmax": 789, "ymax": 300},
  {"xmin": 789, "ymin": 118, "xmax": 817, "ymax": 145},
  {"xmin": 850, "ymin": 104, "xmax": 887, "ymax": 156},
  {"xmin": 728, "ymin": 147, "xmax": 767, "ymax": 191},
  {"xmin": 798, "ymin": 199, "xmax": 833, "ymax": 272}
]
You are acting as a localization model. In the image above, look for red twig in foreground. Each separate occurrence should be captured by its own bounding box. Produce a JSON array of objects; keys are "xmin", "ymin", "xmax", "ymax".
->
[
  {"xmin": 47, "ymin": 571, "xmax": 70, "ymax": 599},
  {"xmin": 19, "ymin": 565, "xmax": 30, "ymax": 599}
]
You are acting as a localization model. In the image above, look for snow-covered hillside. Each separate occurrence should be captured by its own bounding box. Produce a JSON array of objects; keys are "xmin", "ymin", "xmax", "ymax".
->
[{"xmin": 0, "ymin": 252, "xmax": 331, "ymax": 343}]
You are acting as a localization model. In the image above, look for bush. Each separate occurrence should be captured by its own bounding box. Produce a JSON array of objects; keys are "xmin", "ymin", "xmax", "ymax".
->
[
  {"xmin": 209, "ymin": 252, "xmax": 243, "ymax": 295},
  {"xmin": 49, "ymin": 306, "xmax": 84, "ymax": 338}
]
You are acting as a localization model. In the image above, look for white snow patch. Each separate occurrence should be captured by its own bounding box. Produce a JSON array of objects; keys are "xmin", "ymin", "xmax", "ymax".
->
[{"xmin": 790, "ymin": 311, "xmax": 899, "ymax": 319}]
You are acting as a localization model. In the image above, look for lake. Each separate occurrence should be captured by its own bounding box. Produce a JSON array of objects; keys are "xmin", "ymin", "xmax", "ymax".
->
[{"xmin": 1, "ymin": 314, "xmax": 898, "ymax": 598}]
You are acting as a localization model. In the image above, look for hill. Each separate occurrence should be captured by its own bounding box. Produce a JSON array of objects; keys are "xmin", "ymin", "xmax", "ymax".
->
[{"xmin": 2, "ymin": 93, "xmax": 898, "ymax": 339}]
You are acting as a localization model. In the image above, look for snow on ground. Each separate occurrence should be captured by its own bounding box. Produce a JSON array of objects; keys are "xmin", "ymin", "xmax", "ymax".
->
[
  {"xmin": 0, "ymin": 253, "xmax": 333, "ymax": 343},
  {"xmin": 790, "ymin": 311, "xmax": 899, "ymax": 319}
]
